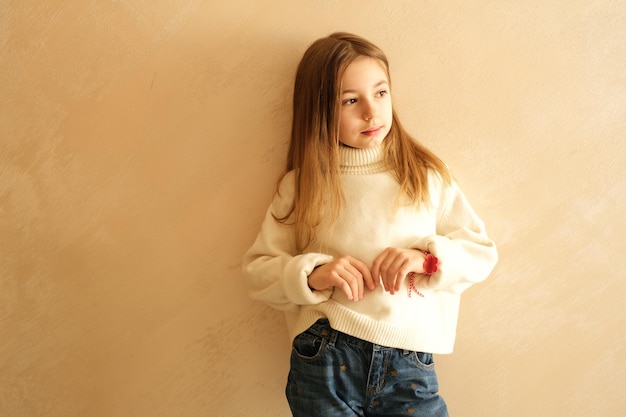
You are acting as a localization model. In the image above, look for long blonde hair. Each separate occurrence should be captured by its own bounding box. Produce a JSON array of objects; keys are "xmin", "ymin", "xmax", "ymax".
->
[{"xmin": 275, "ymin": 32, "xmax": 451, "ymax": 251}]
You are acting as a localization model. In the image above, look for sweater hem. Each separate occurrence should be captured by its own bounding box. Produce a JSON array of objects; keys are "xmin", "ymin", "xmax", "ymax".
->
[{"xmin": 288, "ymin": 300, "xmax": 456, "ymax": 354}]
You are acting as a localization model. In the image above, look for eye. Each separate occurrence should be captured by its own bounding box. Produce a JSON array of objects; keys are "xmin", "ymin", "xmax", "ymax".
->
[
  {"xmin": 376, "ymin": 90, "xmax": 388, "ymax": 97},
  {"xmin": 342, "ymin": 98, "xmax": 357, "ymax": 105}
]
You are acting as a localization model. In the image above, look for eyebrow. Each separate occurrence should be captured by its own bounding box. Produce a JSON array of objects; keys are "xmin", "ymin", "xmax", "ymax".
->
[{"xmin": 341, "ymin": 80, "xmax": 389, "ymax": 95}]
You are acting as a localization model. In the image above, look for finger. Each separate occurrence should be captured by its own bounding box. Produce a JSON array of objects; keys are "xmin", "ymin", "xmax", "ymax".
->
[
  {"xmin": 358, "ymin": 262, "xmax": 376, "ymax": 290},
  {"xmin": 332, "ymin": 271, "xmax": 355, "ymax": 300},
  {"xmin": 341, "ymin": 267, "xmax": 361, "ymax": 301},
  {"xmin": 381, "ymin": 254, "xmax": 404, "ymax": 293},
  {"xmin": 370, "ymin": 255, "xmax": 383, "ymax": 289},
  {"xmin": 391, "ymin": 258, "xmax": 410, "ymax": 293},
  {"xmin": 394, "ymin": 270, "xmax": 406, "ymax": 293},
  {"xmin": 343, "ymin": 263, "xmax": 364, "ymax": 300},
  {"xmin": 371, "ymin": 250, "xmax": 389, "ymax": 291},
  {"xmin": 348, "ymin": 257, "xmax": 376, "ymax": 291},
  {"xmin": 380, "ymin": 254, "xmax": 399, "ymax": 293}
]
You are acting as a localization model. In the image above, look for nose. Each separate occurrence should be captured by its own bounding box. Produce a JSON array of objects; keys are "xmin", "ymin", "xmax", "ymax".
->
[{"xmin": 363, "ymin": 98, "xmax": 377, "ymax": 121}]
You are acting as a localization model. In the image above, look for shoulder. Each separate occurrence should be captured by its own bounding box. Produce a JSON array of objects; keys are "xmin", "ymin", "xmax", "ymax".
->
[
  {"xmin": 427, "ymin": 167, "xmax": 464, "ymax": 208},
  {"xmin": 277, "ymin": 170, "xmax": 296, "ymax": 193},
  {"xmin": 272, "ymin": 170, "xmax": 296, "ymax": 218},
  {"xmin": 427, "ymin": 168, "xmax": 450, "ymax": 193}
]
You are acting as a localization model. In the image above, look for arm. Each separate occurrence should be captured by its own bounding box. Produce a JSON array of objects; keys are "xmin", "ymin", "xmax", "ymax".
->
[
  {"xmin": 411, "ymin": 177, "xmax": 498, "ymax": 294},
  {"xmin": 243, "ymin": 175, "xmax": 376, "ymax": 308},
  {"xmin": 242, "ymin": 225, "xmax": 335, "ymax": 312},
  {"xmin": 242, "ymin": 174, "xmax": 334, "ymax": 312}
]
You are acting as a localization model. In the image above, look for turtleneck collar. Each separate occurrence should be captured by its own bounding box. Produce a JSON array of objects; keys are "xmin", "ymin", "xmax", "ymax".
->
[{"xmin": 339, "ymin": 144, "xmax": 387, "ymax": 175}]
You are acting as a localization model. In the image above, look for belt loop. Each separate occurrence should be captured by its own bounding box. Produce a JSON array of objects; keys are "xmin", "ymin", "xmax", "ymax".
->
[{"xmin": 328, "ymin": 328, "xmax": 338, "ymax": 347}]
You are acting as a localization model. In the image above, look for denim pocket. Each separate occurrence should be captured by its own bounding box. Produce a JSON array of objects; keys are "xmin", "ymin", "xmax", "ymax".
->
[
  {"xmin": 411, "ymin": 351, "xmax": 435, "ymax": 371},
  {"xmin": 292, "ymin": 330, "xmax": 327, "ymax": 361}
]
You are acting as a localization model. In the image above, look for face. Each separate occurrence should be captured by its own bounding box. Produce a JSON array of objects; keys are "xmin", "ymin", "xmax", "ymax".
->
[{"xmin": 337, "ymin": 57, "xmax": 393, "ymax": 149}]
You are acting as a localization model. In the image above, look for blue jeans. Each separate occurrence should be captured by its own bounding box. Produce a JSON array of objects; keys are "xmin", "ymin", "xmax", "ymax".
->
[{"xmin": 286, "ymin": 319, "xmax": 449, "ymax": 417}]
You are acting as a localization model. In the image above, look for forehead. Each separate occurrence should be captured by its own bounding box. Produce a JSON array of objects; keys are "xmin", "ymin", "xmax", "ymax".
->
[{"xmin": 341, "ymin": 57, "xmax": 389, "ymax": 89}]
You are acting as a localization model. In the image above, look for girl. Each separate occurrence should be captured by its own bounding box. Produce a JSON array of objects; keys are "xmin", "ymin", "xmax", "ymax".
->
[{"xmin": 243, "ymin": 32, "xmax": 498, "ymax": 417}]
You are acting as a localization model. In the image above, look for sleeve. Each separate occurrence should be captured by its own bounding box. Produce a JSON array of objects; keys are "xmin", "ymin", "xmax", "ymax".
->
[
  {"xmin": 241, "ymin": 173, "xmax": 334, "ymax": 313},
  {"xmin": 411, "ymin": 175, "xmax": 498, "ymax": 294}
]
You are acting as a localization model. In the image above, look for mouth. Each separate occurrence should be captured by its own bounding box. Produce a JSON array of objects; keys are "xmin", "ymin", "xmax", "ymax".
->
[{"xmin": 361, "ymin": 126, "xmax": 383, "ymax": 136}]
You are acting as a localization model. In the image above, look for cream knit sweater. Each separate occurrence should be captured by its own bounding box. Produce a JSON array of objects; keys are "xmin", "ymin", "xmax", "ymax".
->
[{"xmin": 243, "ymin": 145, "xmax": 497, "ymax": 354}]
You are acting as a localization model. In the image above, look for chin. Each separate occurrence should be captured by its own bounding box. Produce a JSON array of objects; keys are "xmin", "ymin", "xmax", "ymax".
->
[{"xmin": 367, "ymin": 138, "xmax": 385, "ymax": 148}]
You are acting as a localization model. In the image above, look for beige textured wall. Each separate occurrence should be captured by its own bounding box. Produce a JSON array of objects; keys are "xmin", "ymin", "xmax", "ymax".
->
[{"xmin": 1, "ymin": 1, "xmax": 625, "ymax": 416}]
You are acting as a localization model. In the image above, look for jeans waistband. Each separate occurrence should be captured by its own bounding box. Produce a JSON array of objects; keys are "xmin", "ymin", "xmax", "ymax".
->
[{"xmin": 308, "ymin": 318, "xmax": 413, "ymax": 354}]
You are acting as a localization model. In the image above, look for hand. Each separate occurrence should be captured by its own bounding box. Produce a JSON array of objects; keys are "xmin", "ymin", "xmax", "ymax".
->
[
  {"xmin": 371, "ymin": 247, "xmax": 426, "ymax": 295},
  {"xmin": 308, "ymin": 256, "xmax": 375, "ymax": 301}
]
